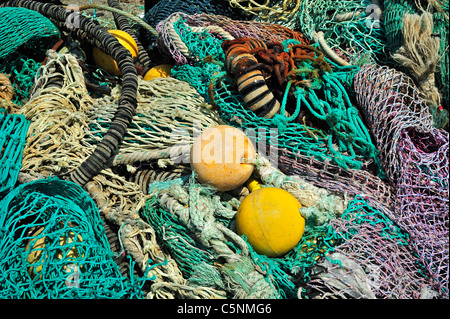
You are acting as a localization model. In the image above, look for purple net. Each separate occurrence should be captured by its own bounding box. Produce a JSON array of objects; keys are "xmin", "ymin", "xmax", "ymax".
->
[
  {"xmin": 306, "ymin": 196, "xmax": 436, "ymax": 299},
  {"xmin": 278, "ymin": 148, "xmax": 394, "ymax": 213},
  {"xmin": 354, "ymin": 64, "xmax": 449, "ymax": 298}
]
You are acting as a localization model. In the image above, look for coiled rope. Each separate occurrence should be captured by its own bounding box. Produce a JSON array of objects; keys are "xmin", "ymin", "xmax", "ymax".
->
[{"xmin": 1, "ymin": 0, "xmax": 140, "ymax": 187}]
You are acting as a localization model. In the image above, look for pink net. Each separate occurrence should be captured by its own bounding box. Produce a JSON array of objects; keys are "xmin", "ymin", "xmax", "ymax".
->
[
  {"xmin": 393, "ymin": 127, "xmax": 449, "ymax": 297},
  {"xmin": 306, "ymin": 197, "xmax": 436, "ymax": 299},
  {"xmin": 183, "ymin": 13, "xmax": 308, "ymax": 43},
  {"xmin": 354, "ymin": 64, "xmax": 449, "ymax": 298},
  {"xmin": 278, "ymin": 148, "xmax": 394, "ymax": 213}
]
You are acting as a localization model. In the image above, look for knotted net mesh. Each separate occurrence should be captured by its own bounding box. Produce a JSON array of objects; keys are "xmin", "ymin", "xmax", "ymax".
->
[
  {"xmin": 305, "ymin": 195, "xmax": 436, "ymax": 299},
  {"xmin": 297, "ymin": 0, "xmax": 388, "ymax": 64},
  {"xmin": 0, "ymin": 6, "xmax": 60, "ymax": 59},
  {"xmin": 0, "ymin": 108, "xmax": 29, "ymax": 197},
  {"xmin": 0, "ymin": 178, "xmax": 150, "ymax": 299},
  {"xmin": 159, "ymin": 13, "xmax": 384, "ymax": 176},
  {"xmin": 355, "ymin": 63, "xmax": 449, "ymax": 298}
]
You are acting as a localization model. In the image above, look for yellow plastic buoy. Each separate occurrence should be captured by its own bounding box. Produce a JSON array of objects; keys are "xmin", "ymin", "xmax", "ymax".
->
[
  {"xmin": 190, "ymin": 125, "xmax": 256, "ymax": 192},
  {"xmin": 92, "ymin": 29, "xmax": 138, "ymax": 76},
  {"xmin": 235, "ymin": 185, "xmax": 305, "ymax": 257},
  {"xmin": 25, "ymin": 227, "xmax": 84, "ymax": 278},
  {"xmin": 143, "ymin": 64, "xmax": 172, "ymax": 81}
]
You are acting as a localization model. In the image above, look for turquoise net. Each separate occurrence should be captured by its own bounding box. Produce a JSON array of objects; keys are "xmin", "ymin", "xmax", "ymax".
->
[
  {"xmin": 383, "ymin": 0, "xmax": 417, "ymax": 53},
  {"xmin": 0, "ymin": 54, "xmax": 41, "ymax": 105},
  {"xmin": 297, "ymin": 0, "xmax": 389, "ymax": 64},
  {"xmin": 0, "ymin": 178, "xmax": 152, "ymax": 299},
  {"xmin": 433, "ymin": 4, "xmax": 449, "ymax": 118},
  {"xmin": 0, "ymin": 7, "xmax": 60, "ymax": 59},
  {"xmin": 0, "ymin": 108, "xmax": 29, "ymax": 197},
  {"xmin": 141, "ymin": 196, "xmax": 217, "ymax": 277},
  {"xmin": 142, "ymin": 175, "xmax": 432, "ymax": 299}
]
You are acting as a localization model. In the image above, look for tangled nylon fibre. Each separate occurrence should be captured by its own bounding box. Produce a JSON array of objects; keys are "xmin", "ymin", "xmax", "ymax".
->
[{"xmin": 0, "ymin": 0, "xmax": 448, "ymax": 299}]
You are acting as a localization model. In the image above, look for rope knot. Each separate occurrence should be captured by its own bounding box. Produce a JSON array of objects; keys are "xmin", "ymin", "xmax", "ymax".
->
[
  {"xmin": 271, "ymin": 113, "xmax": 289, "ymax": 134},
  {"xmin": 326, "ymin": 109, "xmax": 344, "ymax": 124}
]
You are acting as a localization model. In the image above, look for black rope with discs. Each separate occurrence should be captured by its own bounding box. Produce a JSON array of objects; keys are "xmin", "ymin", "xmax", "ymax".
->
[
  {"xmin": 1, "ymin": 0, "xmax": 139, "ymax": 188},
  {"xmin": 1, "ymin": 0, "xmax": 145, "ymax": 278}
]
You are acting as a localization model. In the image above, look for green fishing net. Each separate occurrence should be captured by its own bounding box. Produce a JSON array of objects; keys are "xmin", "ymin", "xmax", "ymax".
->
[
  {"xmin": 141, "ymin": 173, "xmax": 421, "ymax": 299},
  {"xmin": 0, "ymin": 178, "xmax": 152, "ymax": 299},
  {"xmin": 434, "ymin": 4, "xmax": 449, "ymax": 115},
  {"xmin": 383, "ymin": 0, "xmax": 417, "ymax": 53},
  {"xmin": 383, "ymin": 0, "xmax": 449, "ymax": 129},
  {"xmin": 141, "ymin": 195, "xmax": 217, "ymax": 278},
  {"xmin": 0, "ymin": 108, "xmax": 29, "ymax": 197},
  {"xmin": 0, "ymin": 54, "xmax": 41, "ymax": 105},
  {"xmin": 0, "ymin": 7, "xmax": 60, "ymax": 59}
]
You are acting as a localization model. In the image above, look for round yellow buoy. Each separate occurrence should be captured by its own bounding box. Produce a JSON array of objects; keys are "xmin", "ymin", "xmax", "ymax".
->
[
  {"xmin": 235, "ymin": 186, "xmax": 305, "ymax": 257},
  {"xmin": 92, "ymin": 29, "xmax": 138, "ymax": 76},
  {"xmin": 190, "ymin": 125, "xmax": 256, "ymax": 192},
  {"xmin": 25, "ymin": 227, "xmax": 84, "ymax": 278},
  {"xmin": 143, "ymin": 64, "xmax": 172, "ymax": 81}
]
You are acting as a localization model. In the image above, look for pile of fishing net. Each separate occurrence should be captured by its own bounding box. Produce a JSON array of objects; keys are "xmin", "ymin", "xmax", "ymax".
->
[
  {"xmin": 0, "ymin": 178, "xmax": 152, "ymax": 299},
  {"xmin": 0, "ymin": 6, "xmax": 57, "ymax": 106},
  {"xmin": 384, "ymin": 0, "xmax": 449, "ymax": 129},
  {"xmin": 157, "ymin": 11, "xmax": 388, "ymax": 198},
  {"xmin": 0, "ymin": 0, "xmax": 448, "ymax": 299}
]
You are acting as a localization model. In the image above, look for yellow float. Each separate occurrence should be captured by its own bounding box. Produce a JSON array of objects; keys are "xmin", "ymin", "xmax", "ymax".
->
[
  {"xmin": 25, "ymin": 226, "xmax": 84, "ymax": 278},
  {"xmin": 143, "ymin": 64, "xmax": 172, "ymax": 81},
  {"xmin": 190, "ymin": 125, "xmax": 256, "ymax": 192},
  {"xmin": 92, "ymin": 29, "xmax": 138, "ymax": 76},
  {"xmin": 235, "ymin": 181, "xmax": 305, "ymax": 257}
]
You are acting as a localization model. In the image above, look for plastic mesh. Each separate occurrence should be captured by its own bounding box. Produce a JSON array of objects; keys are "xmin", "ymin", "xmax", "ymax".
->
[
  {"xmin": 354, "ymin": 64, "xmax": 434, "ymax": 183},
  {"xmin": 278, "ymin": 148, "xmax": 394, "ymax": 213},
  {"xmin": 355, "ymin": 64, "xmax": 449, "ymax": 298},
  {"xmin": 0, "ymin": 108, "xmax": 29, "ymax": 197},
  {"xmin": 184, "ymin": 12, "xmax": 308, "ymax": 43},
  {"xmin": 306, "ymin": 195, "xmax": 435, "ymax": 299},
  {"xmin": 393, "ymin": 127, "xmax": 449, "ymax": 297},
  {"xmin": 0, "ymin": 178, "xmax": 150, "ymax": 299},
  {"xmin": 0, "ymin": 7, "xmax": 60, "ymax": 59}
]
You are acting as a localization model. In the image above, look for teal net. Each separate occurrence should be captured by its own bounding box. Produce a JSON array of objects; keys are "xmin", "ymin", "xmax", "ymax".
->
[
  {"xmin": 141, "ymin": 195, "xmax": 218, "ymax": 278},
  {"xmin": 0, "ymin": 108, "xmax": 29, "ymax": 197},
  {"xmin": 0, "ymin": 178, "xmax": 152, "ymax": 299},
  {"xmin": 383, "ymin": 0, "xmax": 449, "ymax": 130},
  {"xmin": 383, "ymin": 0, "xmax": 417, "ymax": 54},
  {"xmin": 141, "ymin": 173, "xmax": 433, "ymax": 298},
  {"xmin": 0, "ymin": 7, "xmax": 60, "ymax": 59},
  {"xmin": 0, "ymin": 54, "xmax": 41, "ymax": 105},
  {"xmin": 433, "ymin": 4, "xmax": 449, "ymax": 121}
]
